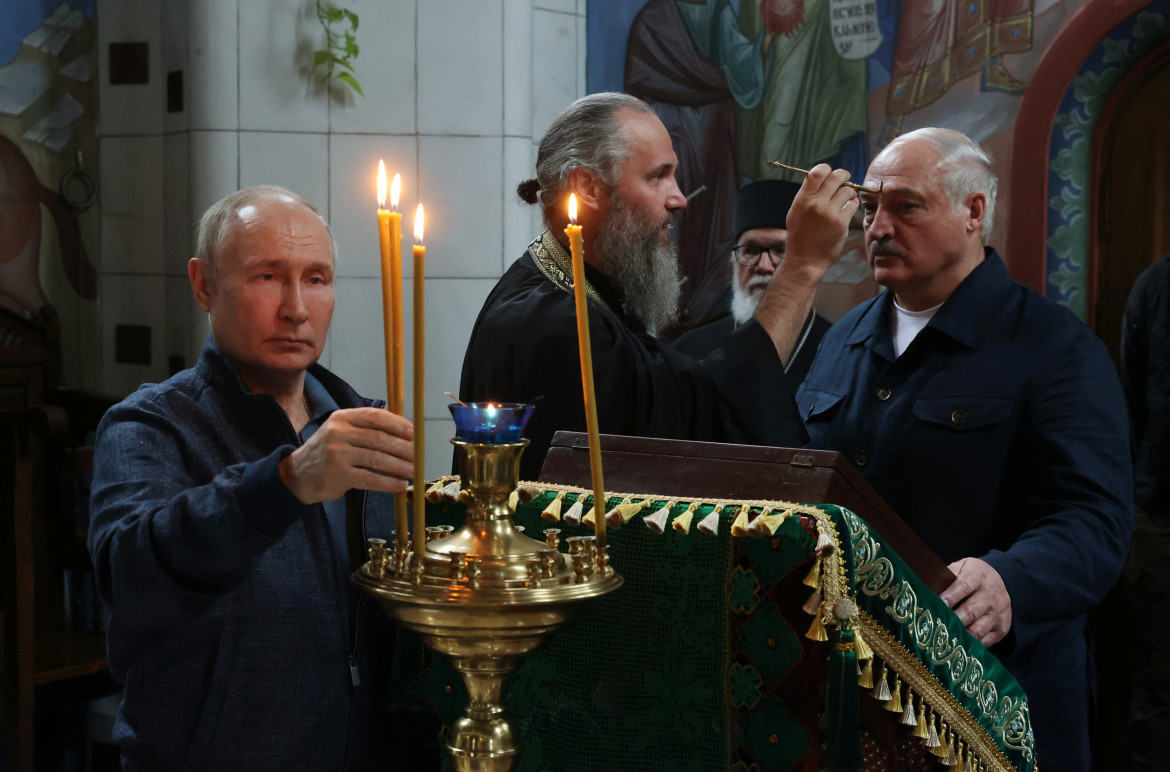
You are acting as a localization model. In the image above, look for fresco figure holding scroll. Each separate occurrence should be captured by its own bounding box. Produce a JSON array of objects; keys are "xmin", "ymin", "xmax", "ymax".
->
[
  {"xmin": 673, "ymin": 179, "xmax": 832, "ymax": 386},
  {"xmin": 88, "ymin": 187, "xmax": 434, "ymax": 770},
  {"xmin": 459, "ymin": 92, "xmax": 858, "ymax": 480},
  {"xmin": 796, "ymin": 128, "xmax": 1133, "ymax": 771}
]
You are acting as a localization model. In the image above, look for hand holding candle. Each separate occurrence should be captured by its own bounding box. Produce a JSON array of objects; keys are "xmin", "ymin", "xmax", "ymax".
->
[
  {"xmin": 565, "ymin": 194, "xmax": 607, "ymax": 548},
  {"xmin": 412, "ymin": 204, "xmax": 427, "ymax": 560}
]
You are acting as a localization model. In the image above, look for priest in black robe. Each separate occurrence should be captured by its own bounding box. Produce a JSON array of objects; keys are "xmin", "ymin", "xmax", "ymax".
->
[
  {"xmin": 673, "ymin": 180, "xmax": 832, "ymax": 387},
  {"xmin": 459, "ymin": 93, "xmax": 857, "ymax": 480}
]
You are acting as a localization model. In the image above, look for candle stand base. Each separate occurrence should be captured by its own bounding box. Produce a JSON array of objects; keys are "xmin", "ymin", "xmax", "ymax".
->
[{"xmin": 354, "ymin": 439, "xmax": 621, "ymax": 772}]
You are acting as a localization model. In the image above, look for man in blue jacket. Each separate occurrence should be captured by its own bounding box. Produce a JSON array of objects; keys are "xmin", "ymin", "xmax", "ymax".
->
[
  {"xmin": 797, "ymin": 128, "xmax": 1132, "ymax": 771},
  {"xmin": 89, "ymin": 186, "xmax": 433, "ymax": 770}
]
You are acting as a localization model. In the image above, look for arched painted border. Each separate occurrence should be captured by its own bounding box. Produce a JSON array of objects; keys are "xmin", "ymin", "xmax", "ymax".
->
[{"xmin": 1007, "ymin": 0, "xmax": 1170, "ymax": 319}]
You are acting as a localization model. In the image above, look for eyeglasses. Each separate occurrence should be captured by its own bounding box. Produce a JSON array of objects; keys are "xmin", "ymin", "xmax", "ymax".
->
[{"xmin": 731, "ymin": 243, "xmax": 786, "ymax": 267}]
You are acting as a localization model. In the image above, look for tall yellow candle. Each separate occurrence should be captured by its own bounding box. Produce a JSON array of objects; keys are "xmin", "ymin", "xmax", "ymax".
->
[
  {"xmin": 389, "ymin": 173, "xmax": 405, "ymax": 418},
  {"xmin": 565, "ymin": 194, "xmax": 607, "ymax": 548},
  {"xmin": 412, "ymin": 204, "xmax": 427, "ymax": 560},
  {"xmin": 377, "ymin": 161, "xmax": 408, "ymax": 546}
]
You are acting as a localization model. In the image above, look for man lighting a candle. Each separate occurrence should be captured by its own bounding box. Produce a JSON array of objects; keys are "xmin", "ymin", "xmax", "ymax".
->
[
  {"xmin": 459, "ymin": 92, "xmax": 858, "ymax": 480},
  {"xmin": 88, "ymin": 186, "xmax": 435, "ymax": 770}
]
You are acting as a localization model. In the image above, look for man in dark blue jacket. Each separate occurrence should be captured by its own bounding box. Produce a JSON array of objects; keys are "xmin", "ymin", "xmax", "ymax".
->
[
  {"xmin": 797, "ymin": 129, "xmax": 1132, "ymax": 772},
  {"xmin": 89, "ymin": 187, "xmax": 433, "ymax": 770}
]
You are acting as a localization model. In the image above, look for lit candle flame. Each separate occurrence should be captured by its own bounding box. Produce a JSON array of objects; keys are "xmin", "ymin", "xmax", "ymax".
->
[
  {"xmin": 414, "ymin": 203, "xmax": 425, "ymax": 243},
  {"xmin": 377, "ymin": 160, "xmax": 387, "ymax": 209},
  {"xmin": 391, "ymin": 173, "xmax": 401, "ymax": 211},
  {"xmin": 568, "ymin": 193, "xmax": 578, "ymax": 225}
]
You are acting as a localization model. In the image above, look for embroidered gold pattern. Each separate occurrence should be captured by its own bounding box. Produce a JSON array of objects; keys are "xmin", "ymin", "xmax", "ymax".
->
[
  {"xmin": 844, "ymin": 509, "xmax": 1035, "ymax": 766},
  {"xmin": 528, "ymin": 230, "xmax": 615, "ymax": 315}
]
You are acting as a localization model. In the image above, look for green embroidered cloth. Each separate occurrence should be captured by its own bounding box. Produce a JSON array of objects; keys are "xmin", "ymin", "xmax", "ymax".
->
[{"xmin": 408, "ymin": 488, "xmax": 1035, "ymax": 772}]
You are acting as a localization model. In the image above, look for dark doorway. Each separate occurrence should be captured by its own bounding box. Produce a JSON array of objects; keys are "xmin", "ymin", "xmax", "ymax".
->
[{"xmin": 1097, "ymin": 52, "xmax": 1170, "ymax": 363}]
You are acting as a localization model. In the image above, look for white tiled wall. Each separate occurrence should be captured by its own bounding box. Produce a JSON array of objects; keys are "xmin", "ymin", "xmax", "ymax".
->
[{"xmin": 93, "ymin": 0, "xmax": 587, "ymax": 482}]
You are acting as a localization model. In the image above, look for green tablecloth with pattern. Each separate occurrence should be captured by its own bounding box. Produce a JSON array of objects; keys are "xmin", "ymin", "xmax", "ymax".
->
[{"xmin": 406, "ymin": 485, "xmax": 1036, "ymax": 772}]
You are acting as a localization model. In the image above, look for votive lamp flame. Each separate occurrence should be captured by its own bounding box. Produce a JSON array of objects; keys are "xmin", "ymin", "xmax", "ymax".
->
[
  {"xmin": 391, "ymin": 173, "xmax": 401, "ymax": 211},
  {"xmin": 414, "ymin": 203, "xmax": 424, "ymax": 242},
  {"xmin": 568, "ymin": 192, "xmax": 577, "ymax": 224},
  {"xmin": 377, "ymin": 160, "xmax": 387, "ymax": 208},
  {"xmin": 449, "ymin": 402, "xmax": 535, "ymax": 444}
]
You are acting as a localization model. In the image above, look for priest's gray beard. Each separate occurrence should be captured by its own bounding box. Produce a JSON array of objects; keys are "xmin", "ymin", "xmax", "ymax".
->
[{"xmin": 595, "ymin": 197, "xmax": 682, "ymax": 336}]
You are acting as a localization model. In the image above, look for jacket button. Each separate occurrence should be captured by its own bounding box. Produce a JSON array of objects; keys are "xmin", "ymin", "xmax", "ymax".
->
[
  {"xmin": 855, "ymin": 450, "xmax": 870, "ymax": 466},
  {"xmin": 875, "ymin": 387, "xmax": 891, "ymax": 401},
  {"xmin": 951, "ymin": 409, "xmax": 967, "ymax": 425}
]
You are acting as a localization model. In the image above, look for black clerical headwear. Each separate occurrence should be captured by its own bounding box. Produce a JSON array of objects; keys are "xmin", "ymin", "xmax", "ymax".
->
[{"xmin": 735, "ymin": 179, "xmax": 802, "ymax": 239}]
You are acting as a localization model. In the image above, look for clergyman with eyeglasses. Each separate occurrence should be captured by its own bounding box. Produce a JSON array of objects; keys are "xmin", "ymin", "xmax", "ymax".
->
[{"xmin": 673, "ymin": 180, "xmax": 832, "ymax": 385}]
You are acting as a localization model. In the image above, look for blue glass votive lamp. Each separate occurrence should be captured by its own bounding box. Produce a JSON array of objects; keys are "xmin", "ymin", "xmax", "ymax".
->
[{"xmin": 449, "ymin": 402, "xmax": 535, "ymax": 444}]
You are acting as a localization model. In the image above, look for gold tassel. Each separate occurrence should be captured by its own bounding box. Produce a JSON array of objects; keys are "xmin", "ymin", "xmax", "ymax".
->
[
  {"xmin": 912, "ymin": 700, "xmax": 930, "ymax": 739},
  {"xmin": 604, "ymin": 497, "xmax": 630, "ymax": 528},
  {"xmin": 541, "ymin": 491, "xmax": 566, "ymax": 522},
  {"xmin": 802, "ymin": 556, "xmax": 822, "ymax": 588},
  {"xmin": 858, "ymin": 657, "xmax": 874, "ymax": 689},
  {"xmin": 730, "ymin": 504, "xmax": 752, "ymax": 537},
  {"xmin": 900, "ymin": 693, "xmax": 917, "ymax": 726},
  {"xmin": 672, "ymin": 502, "xmax": 698, "ymax": 534},
  {"xmin": 643, "ymin": 501, "xmax": 673, "ymax": 533},
  {"xmin": 804, "ymin": 610, "xmax": 829, "ymax": 641},
  {"xmin": 872, "ymin": 664, "xmax": 891, "ymax": 701},
  {"xmin": 802, "ymin": 589, "xmax": 822, "ymax": 615},
  {"xmin": 853, "ymin": 628, "xmax": 873, "ymax": 661},
  {"xmin": 582, "ymin": 505, "xmax": 597, "ymax": 527},
  {"xmin": 943, "ymin": 731, "xmax": 957, "ymax": 766},
  {"xmin": 617, "ymin": 499, "xmax": 649, "ymax": 523},
  {"xmin": 751, "ymin": 511, "xmax": 787, "ymax": 536},
  {"xmin": 931, "ymin": 722, "xmax": 950, "ymax": 757},
  {"xmin": 926, "ymin": 713, "xmax": 941, "ymax": 749},
  {"xmin": 562, "ymin": 497, "xmax": 584, "ymax": 526},
  {"xmin": 425, "ymin": 479, "xmax": 445, "ymax": 501},
  {"xmin": 956, "ymin": 742, "xmax": 966, "ymax": 772},
  {"xmin": 884, "ymin": 676, "xmax": 903, "ymax": 713},
  {"xmin": 508, "ymin": 490, "xmax": 519, "ymax": 511}
]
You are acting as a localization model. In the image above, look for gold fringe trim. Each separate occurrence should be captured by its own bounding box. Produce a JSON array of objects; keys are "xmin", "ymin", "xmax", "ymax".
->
[
  {"xmin": 672, "ymin": 502, "xmax": 699, "ymax": 534},
  {"xmin": 858, "ymin": 657, "xmax": 874, "ymax": 689},
  {"xmin": 541, "ymin": 491, "xmax": 566, "ymax": 522},
  {"xmin": 805, "ymin": 604, "xmax": 829, "ymax": 642},
  {"xmin": 857, "ymin": 609, "xmax": 1020, "ymax": 772},
  {"xmin": 730, "ymin": 504, "xmax": 752, "ymax": 536}
]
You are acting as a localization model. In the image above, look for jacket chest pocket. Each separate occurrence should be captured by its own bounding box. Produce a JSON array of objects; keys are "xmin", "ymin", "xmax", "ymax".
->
[
  {"xmin": 800, "ymin": 388, "xmax": 846, "ymax": 424},
  {"xmin": 912, "ymin": 395, "xmax": 1013, "ymax": 431}
]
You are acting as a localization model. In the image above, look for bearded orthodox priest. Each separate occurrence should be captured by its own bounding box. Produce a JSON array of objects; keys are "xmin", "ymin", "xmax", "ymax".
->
[{"xmin": 458, "ymin": 92, "xmax": 857, "ymax": 479}]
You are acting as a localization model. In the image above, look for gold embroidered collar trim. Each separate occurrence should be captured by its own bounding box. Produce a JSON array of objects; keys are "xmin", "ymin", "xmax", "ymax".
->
[{"xmin": 528, "ymin": 230, "xmax": 615, "ymax": 316}]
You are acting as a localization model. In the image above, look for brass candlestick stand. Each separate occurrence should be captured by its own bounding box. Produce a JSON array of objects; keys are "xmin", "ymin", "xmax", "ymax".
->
[{"xmin": 354, "ymin": 437, "xmax": 622, "ymax": 772}]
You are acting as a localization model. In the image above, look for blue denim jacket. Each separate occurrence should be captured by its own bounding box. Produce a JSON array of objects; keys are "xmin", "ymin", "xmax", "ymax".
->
[
  {"xmin": 89, "ymin": 337, "xmax": 418, "ymax": 771},
  {"xmin": 798, "ymin": 250, "xmax": 1134, "ymax": 771}
]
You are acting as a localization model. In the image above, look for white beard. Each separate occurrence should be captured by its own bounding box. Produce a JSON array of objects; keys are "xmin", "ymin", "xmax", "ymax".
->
[{"xmin": 730, "ymin": 275, "xmax": 770, "ymax": 325}]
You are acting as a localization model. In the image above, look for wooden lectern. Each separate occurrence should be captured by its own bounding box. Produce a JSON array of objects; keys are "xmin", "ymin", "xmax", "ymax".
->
[{"xmin": 539, "ymin": 431, "xmax": 955, "ymax": 594}]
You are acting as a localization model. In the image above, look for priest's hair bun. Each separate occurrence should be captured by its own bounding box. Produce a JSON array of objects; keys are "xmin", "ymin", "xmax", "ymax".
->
[{"xmin": 517, "ymin": 178, "xmax": 541, "ymax": 204}]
